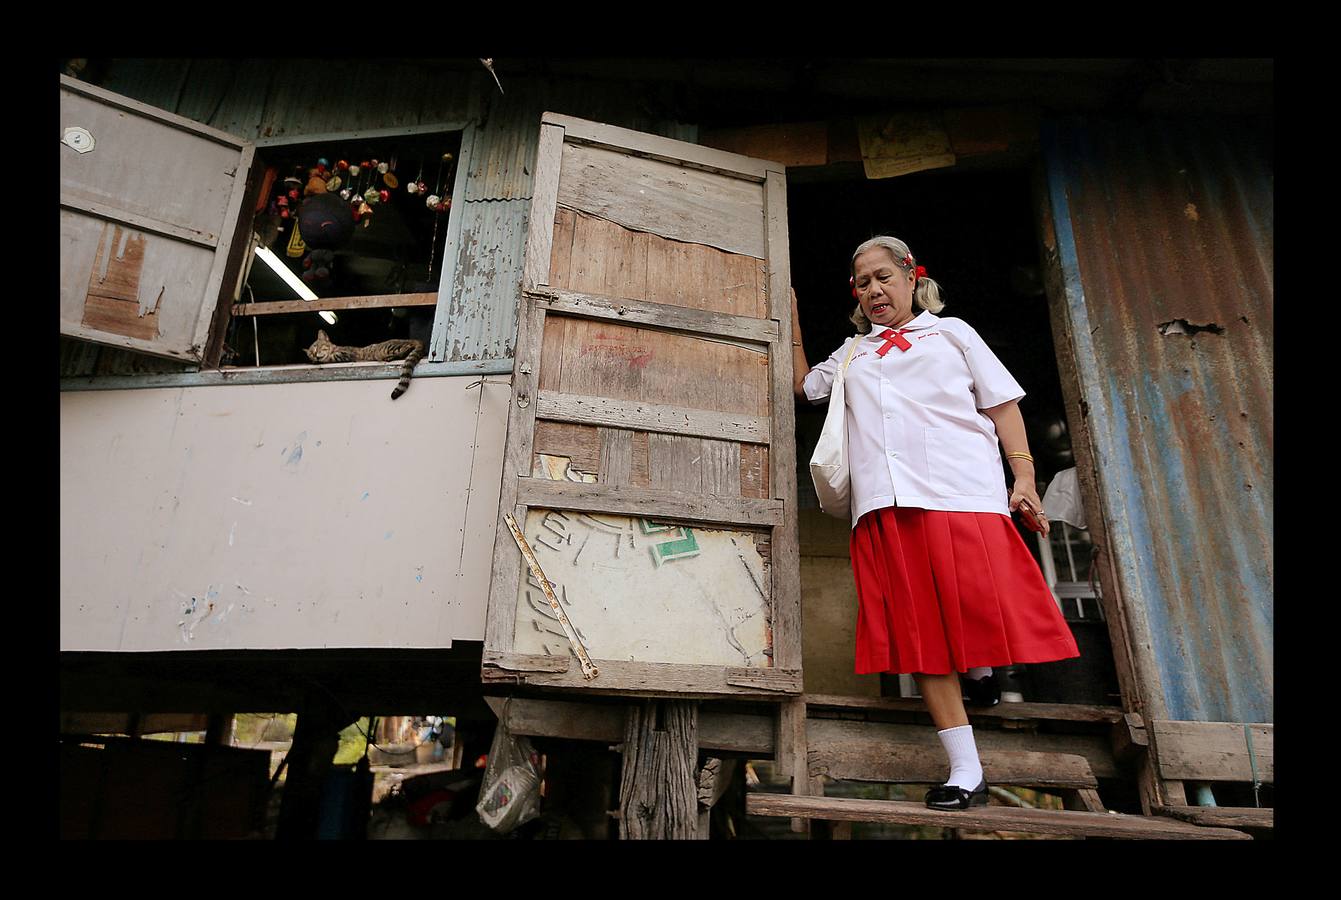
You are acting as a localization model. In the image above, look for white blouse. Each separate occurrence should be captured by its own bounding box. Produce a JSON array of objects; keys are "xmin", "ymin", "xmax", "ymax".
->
[{"xmin": 802, "ymin": 311, "xmax": 1025, "ymax": 527}]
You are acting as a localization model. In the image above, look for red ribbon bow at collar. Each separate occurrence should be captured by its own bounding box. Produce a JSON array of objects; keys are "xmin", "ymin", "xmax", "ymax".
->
[{"xmin": 876, "ymin": 328, "xmax": 913, "ymax": 356}]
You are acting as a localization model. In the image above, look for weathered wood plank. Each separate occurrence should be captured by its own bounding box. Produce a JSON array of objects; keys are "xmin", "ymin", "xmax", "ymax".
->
[
  {"xmin": 523, "ymin": 122, "xmax": 566, "ymax": 291},
  {"xmin": 544, "ymin": 317, "xmax": 769, "ymax": 418},
  {"xmin": 1150, "ymin": 720, "xmax": 1274, "ymax": 784},
  {"xmin": 543, "ymin": 111, "xmax": 780, "ymax": 182},
  {"xmin": 62, "ymin": 194, "xmax": 219, "ymax": 248},
  {"xmin": 745, "ymin": 794, "xmax": 1252, "ymax": 840},
  {"xmin": 517, "ymin": 480, "xmax": 783, "ymax": 528},
  {"xmin": 808, "ymin": 742, "xmax": 1099, "ymax": 790},
  {"xmin": 491, "ymin": 696, "xmax": 772, "ymax": 754},
  {"xmin": 536, "ymin": 392, "xmax": 770, "ymax": 445},
  {"xmin": 532, "ymin": 421, "xmax": 602, "ymax": 477},
  {"xmin": 804, "ymin": 693, "xmax": 1127, "ymax": 724},
  {"xmin": 740, "ymin": 444, "xmax": 769, "ymax": 499},
  {"xmin": 1153, "ymin": 805, "xmax": 1274, "ymax": 830},
  {"xmin": 598, "ymin": 427, "xmax": 632, "ymax": 488},
  {"xmin": 531, "ymin": 288, "xmax": 777, "ymax": 345},
  {"xmin": 619, "ymin": 700, "xmax": 700, "ymax": 839},
  {"xmin": 765, "ymin": 170, "xmax": 802, "ymax": 675},
  {"xmin": 548, "ymin": 206, "xmax": 578, "ymax": 288},
  {"xmin": 557, "ymin": 141, "xmax": 766, "ymax": 259},
  {"xmin": 481, "ymin": 652, "xmax": 800, "ymax": 697},
  {"xmin": 807, "ymin": 717, "xmax": 1121, "ymax": 780},
  {"xmin": 701, "ymin": 439, "xmax": 741, "ymax": 498},
  {"xmin": 231, "ymin": 292, "xmax": 438, "ymax": 317},
  {"xmin": 649, "ymin": 433, "xmax": 702, "ymax": 493},
  {"xmin": 483, "ymin": 296, "xmax": 544, "ymax": 653}
]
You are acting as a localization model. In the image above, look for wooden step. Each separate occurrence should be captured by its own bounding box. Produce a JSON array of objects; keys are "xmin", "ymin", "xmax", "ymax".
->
[
  {"xmin": 1153, "ymin": 805, "xmax": 1274, "ymax": 831},
  {"xmin": 746, "ymin": 793, "xmax": 1252, "ymax": 839},
  {"xmin": 805, "ymin": 693, "xmax": 1125, "ymax": 724}
]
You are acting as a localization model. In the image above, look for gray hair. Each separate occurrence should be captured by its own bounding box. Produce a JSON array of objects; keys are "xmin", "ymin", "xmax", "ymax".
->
[{"xmin": 848, "ymin": 235, "xmax": 945, "ymax": 333}]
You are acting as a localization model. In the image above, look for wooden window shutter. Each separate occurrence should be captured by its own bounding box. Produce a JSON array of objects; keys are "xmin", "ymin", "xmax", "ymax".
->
[
  {"xmin": 483, "ymin": 113, "xmax": 801, "ymax": 697},
  {"xmin": 60, "ymin": 75, "xmax": 255, "ymax": 365}
]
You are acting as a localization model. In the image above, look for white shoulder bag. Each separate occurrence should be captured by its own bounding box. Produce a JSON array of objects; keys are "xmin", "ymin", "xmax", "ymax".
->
[{"xmin": 809, "ymin": 336, "xmax": 862, "ymax": 520}]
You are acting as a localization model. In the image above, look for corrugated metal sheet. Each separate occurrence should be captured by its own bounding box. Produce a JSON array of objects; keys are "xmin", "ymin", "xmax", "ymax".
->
[
  {"xmin": 1044, "ymin": 117, "xmax": 1272, "ymax": 724},
  {"xmin": 463, "ymin": 94, "xmax": 541, "ymax": 202},
  {"xmin": 440, "ymin": 199, "xmax": 530, "ymax": 361}
]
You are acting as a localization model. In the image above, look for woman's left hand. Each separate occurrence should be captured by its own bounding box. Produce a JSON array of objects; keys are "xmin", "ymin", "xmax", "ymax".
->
[{"xmin": 1009, "ymin": 481, "xmax": 1050, "ymax": 536}]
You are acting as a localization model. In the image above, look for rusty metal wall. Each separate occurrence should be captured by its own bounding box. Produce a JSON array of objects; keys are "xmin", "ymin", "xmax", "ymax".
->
[{"xmin": 1043, "ymin": 117, "xmax": 1272, "ymax": 724}]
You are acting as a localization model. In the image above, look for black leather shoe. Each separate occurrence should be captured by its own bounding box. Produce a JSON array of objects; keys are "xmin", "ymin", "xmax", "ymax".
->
[
  {"xmin": 925, "ymin": 780, "xmax": 989, "ymax": 811},
  {"xmin": 961, "ymin": 672, "xmax": 1000, "ymax": 707}
]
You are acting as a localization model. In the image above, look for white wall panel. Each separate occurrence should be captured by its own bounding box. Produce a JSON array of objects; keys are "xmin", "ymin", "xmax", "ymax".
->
[{"xmin": 60, "ymin": 375, "xmax": 509, "ymax": 651}]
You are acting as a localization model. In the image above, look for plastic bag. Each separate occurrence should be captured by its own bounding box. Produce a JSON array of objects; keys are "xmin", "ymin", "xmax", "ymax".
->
[{"xmin": 475, "ymin": 706, "xmax": 542, "ymax": 834}]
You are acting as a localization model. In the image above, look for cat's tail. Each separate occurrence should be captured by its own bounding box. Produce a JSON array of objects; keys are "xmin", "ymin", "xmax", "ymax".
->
[{"xmin": 391, "ymin": 344, "xmax": 424, "ymax": 400}]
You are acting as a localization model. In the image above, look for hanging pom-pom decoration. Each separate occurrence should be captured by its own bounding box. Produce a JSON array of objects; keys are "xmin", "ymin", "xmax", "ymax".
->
[
  {"xmin": 339, "ymin": 188, "xmax": 352, "ymax": 201},
  {"xmin": 337, "ymin": 160, "xmax": 349, "ymax": 171},
  {"xmin": 317, "ymin": 158, "xmax": 330, "ymax": 169},
  {"xmin": 287, "ymin": 188, "xmax": 300, "ymax": 202},
  {"xmin": 377, "ymin": 161, "xmax": 389, "ymax": 174},
  {"xmin": 364, "ymin": 187, "xmax": 381, "ymax": 205},
  {"xmin": 378, "ymin": 189, "xmax": 390, "ymax": 203},
  {"xmin": 406, "ymin": 180, "xmax": 420, "ymax": 195},
  {"xmin": 426, "ymin": 194, "xmax": 441, "ymax": 210},
  {"xmin": 348, "ymin": 164, "xmax": 361, "ymax": 177},
  {"xmin": 325, "ymin": 175, "xmax": 342, "ymax": 192}
]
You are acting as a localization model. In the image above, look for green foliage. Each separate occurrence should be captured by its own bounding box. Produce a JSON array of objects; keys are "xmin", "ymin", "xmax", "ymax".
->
[{"xmin": 332, "ymin": 718, "xmax": 371, "ymax": 766}]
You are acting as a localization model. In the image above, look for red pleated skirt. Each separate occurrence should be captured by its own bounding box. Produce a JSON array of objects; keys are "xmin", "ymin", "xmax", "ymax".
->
[{"xmin": 849, "ymin": 506, "xmax": 1080, "ymax": 675}]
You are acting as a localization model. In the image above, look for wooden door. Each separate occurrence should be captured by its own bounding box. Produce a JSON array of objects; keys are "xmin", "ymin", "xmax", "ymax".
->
[
  {"xmin": 60, "ymin": 75, "xmax": 254, "ymax": 364},
  {"xmin": 483, "ymin": 113, "xmax": 800, "ymax": 697}
]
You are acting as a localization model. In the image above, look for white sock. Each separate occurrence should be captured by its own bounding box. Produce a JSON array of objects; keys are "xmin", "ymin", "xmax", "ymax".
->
[
  {"xmin": 937, "ymin": 725, "xmax": 984, "ymax": 790},
  {"xmin": 966, "ymin": 667, "xmax": 993, "ymax": 681}
]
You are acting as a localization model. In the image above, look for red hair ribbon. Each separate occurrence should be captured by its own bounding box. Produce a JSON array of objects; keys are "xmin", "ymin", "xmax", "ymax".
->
[{"xmin": 915, "ymin": 265, "xmax": 927, "ymax": 280}]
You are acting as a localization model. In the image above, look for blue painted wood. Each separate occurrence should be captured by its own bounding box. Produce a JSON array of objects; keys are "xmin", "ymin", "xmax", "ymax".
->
[{"xmin": 60, "ymin": 358, "xmax": 513, "ymax": 392}]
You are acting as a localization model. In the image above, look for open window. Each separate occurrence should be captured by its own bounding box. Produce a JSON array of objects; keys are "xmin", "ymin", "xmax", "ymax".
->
[
  {"xmin": 60, "ymin": 75, "xmax": 466, "ymax": 375},
  {"xmin": 225, "ymin": 130, "xmax": 462, "ymax": 367}
]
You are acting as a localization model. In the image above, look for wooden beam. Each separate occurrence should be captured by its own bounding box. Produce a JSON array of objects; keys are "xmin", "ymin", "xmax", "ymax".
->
[
  {"xmin": 808, "ymin": 743, "xmax": 1099, "ymax": 790},
  {"xmin": 1153, "ymin": 805, "xmax": 1273, "ymax": 831},
  {"xmin": 536, "ymin": 392, "xmax": 770, "ymax": 445},
  {"xmin": 231, "ymin": 292, "xmax": 438, "ymax": 317},
  {"xmin": 542, "ymin": 112, "xmax": 779, "ymax": 182},
  {"xmin": 516, "ymin": 479, "xmax": 784, "ymax": 528},
  {"xmin": 1149, "ymin": 720, "xmax": 1274, "ymax": 784},
  {"xmin": 531, "ymin": 288, "xmax": 778, "ymax": 346},
  {"xmin": 619, "ymin": 700, "xmax": 699, "ymax": 839},
  {"xmin": 61, "ymin": 194, "xmax": 219, "ymax": 249},
  {"xmin": 523, "ymin": 123, "xmax": 566, "ymax": 291},
  {"xmin": 745, "ymin": 794, "xmax": 1251, "ymax": 840},
  {"xmin": 482, "ymin": 652, "xmax": 800, "ymax": 698},
  {"xmin": 1111, "ymin": 711, "xmax": 1150, "ymax": 764},
  {"xmin": 804, "ymin": 693, "xmax": 1126, "ymax": 725},
  {"xmin": 808, "ymin": 717, "xmax": 1121, "ymax": 780}
]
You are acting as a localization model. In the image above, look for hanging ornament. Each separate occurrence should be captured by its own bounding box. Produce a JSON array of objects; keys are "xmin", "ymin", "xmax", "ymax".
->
[
  {"xmin": 437, "ymin": 195, "xmax": 451, "ymax": 214},
  {"xmin": 348, "ymin": 164, "xmax": 361, "ymax": 177},
  {"xmin": 317, "ymin": 157, "xmax": 330, "ymax": 169},
  {"xmin": 339, "ymin": 188, "xmax": 352, "ymax": 201},
  {"xmin": 276, "ymin": 196, "xmax": 289, "ymax": 209},
  {"xmin": 378, "ymin": 189, "xmax": 390, "ymax": 203},
  {"xmin": 383, "ymin": 172, "xmax": 399, "ymax": 189},
  {"xmin": 406, "ymin": 181, "xmax": 419, "ymax": 194},
  {"xmin": 337, "ymin": 159, "xmax": 349, "ymax": 171},
  {"xmin": 377, "ymin": 161, "xmax": 389, "ymax": 174},
  {"xmin": 287, "ymin": 188, "xmax": 300, "ymax": 202},
  {"xmin": 364, "ymin": 187, "xmax": 381, "ymax": 205},
  {"xmin": 426, "ymin": 194, "xmax": 441, "ymax": 210},
  {"xmin": 325, "ymin": 175, "xmax": 342, "ymax": 192}
]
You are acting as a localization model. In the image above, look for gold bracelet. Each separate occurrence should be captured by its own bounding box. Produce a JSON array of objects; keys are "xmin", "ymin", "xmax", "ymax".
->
[{"xmin": 1005, "ymin": 452, "xmax": 1034, "ymax": 463}]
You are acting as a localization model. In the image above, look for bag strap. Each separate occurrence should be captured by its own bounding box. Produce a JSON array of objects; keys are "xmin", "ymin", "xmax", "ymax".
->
[{"xmin": 835, "ymin": 334, "xmax": 862, "ymax": 383}]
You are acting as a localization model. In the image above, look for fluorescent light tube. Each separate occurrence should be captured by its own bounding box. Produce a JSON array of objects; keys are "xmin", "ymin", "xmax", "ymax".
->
[{"xmin": 254, "ymin": 245, "xmax": 319, "ymax": 301}]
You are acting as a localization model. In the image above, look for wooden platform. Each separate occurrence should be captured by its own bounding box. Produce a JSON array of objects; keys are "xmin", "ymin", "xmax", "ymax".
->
[
  {"xmin": 1153, "ymin": 805, "xmax": 1274, "ymax": 831},
  {"xmin": 746, "ymin": 793, "xmax": 1252, "ymax": 840}
]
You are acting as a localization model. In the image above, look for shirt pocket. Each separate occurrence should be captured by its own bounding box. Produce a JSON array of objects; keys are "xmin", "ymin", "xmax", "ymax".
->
[{"xmin": 925, "ymin": 428, "xmax": 999, "ymax": 497}]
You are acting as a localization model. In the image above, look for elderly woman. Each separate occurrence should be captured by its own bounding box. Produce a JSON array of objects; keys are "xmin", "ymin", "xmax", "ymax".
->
[{"xmin": 791, "ymin": 236, "xmax": 1079, "ymax": 811}]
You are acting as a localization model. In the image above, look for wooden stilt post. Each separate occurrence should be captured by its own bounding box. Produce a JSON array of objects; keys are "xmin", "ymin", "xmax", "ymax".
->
[
  {"xmin": 276, "ymin": 693, "xmax": 350, "ymax": 840},
  {"xmin": 618, "ymin": 699, "xmax": 699, "ymax": 839}
]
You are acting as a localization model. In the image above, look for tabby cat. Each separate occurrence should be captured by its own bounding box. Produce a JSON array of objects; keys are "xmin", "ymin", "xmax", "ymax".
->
[{"xmin": 304, "ymin": 330, "xmax": 424, "ymax": 399}]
